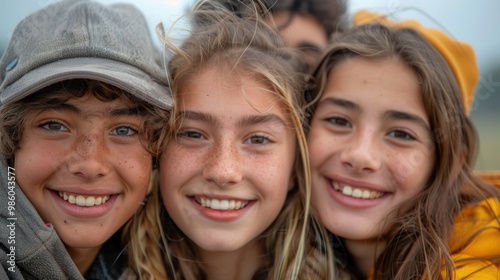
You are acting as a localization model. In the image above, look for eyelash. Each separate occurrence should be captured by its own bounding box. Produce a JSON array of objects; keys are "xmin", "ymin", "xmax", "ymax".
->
[
  {"xmin": 244, "ymin": 134, "xmax": 272, "ymax": 145},
  {"xmin": 177, "ymin": 129, "xmax": 272, "ymax": 146},
  {"xmin": 322, "ymin": 115, "xmax": 418, "ymax": 142},
  {"xmin": 178, "ymin": 129, "xmax": 206, "ymax": 140},
  {"xmin": 388, "ymin": 129, "xmax": 416, "ymax": 141},
  {"xmin": 39, "ymin": 120, "xmax": 68, "ymax": 132},
  {"xmin": 324, "ymin": 116, "xmax": 352, "ymax": 128},
  {"xmin": 111, "ymin": 126, "xmax": 138, "ymax": 137},
  {"xmin": 39, "ymin": 120, "xmax": 138, "ymax": 138}
]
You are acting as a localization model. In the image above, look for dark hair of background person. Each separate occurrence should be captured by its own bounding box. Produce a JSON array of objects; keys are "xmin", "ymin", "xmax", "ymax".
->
[{"xmin": 267, "ymin": 0, "xmax": 349, "ymax": 35}]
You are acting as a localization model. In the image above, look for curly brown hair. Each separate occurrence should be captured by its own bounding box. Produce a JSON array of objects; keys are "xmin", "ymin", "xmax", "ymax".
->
[{"xmin": 0, "ymin": 79, "xmax": 170, "ymax": 164}]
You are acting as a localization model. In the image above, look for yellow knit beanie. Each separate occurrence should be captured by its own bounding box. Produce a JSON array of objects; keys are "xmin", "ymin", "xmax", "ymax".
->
[{"xmin": 353, "ymin": 10, "xmax": 479, "ymax": 115}]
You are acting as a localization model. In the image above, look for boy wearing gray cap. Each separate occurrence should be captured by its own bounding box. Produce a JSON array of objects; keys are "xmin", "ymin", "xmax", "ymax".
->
[{"xmin": 0, "ymin": 0, "xmax": 171, "ymax": 279}]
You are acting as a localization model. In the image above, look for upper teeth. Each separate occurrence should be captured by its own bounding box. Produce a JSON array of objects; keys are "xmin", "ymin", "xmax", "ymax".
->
[
  {"xmin": 58, "ymin": 192, "xmax": 110, "ymax": 207},
  {"xmin": 197, "ymin": 197, "xmax": 249, "ymax": 210},
  {"xmin": 332, "ymin": 182, "xmax": 382, "ymax": 199}
]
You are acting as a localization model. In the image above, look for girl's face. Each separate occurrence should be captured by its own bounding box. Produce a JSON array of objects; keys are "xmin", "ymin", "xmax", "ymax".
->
[
  {"xmin": 160, "ymin": 67, "xmax": 296, "ymax": 253},
  {"xmin": 15, "ymin": 95, "xmax": 151, "ymax": 249},
  {"xmin": 308, "ymin": 57, "xmax": 435, "ymax": 241}
]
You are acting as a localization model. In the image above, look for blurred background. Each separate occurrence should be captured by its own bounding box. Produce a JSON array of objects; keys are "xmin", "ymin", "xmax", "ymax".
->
[{"xmin": 1, "ymin": 0, "xmax": 499, "ymax": 170}]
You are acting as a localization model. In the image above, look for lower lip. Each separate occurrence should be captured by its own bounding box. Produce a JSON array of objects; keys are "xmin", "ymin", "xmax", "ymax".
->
[
  {"xmin": 324, "ymin": 178, "xmax": 387, "ymax": 209},
  {"xmin": 191, "ymin": 198, "xmax": 253, "ymax": 222},
  {"xmin": 50, "ymin": 191, "xmax": 118, "ymax": 219}
]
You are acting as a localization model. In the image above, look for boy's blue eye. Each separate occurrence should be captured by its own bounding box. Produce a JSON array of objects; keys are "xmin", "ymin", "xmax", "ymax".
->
[
  {"xmin": 112, "ymin": 126, "xmax": 136, "ymax": 136},
  {"xmin": 41, "ymin": 121, "xmax": 68, "ymax": 131}
]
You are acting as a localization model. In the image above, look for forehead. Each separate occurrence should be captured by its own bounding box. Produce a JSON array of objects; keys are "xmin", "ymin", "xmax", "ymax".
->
[
  {"xmin": 182, "ymin": 67, "xmax": 271, "ymax": 102},
  {"xmin": 178, "ymin": 66, "xmax": 292, "ymax": 122},
  {"xmin": 323, "ymin": 57, "xmax": 426, "ymax": 115}
]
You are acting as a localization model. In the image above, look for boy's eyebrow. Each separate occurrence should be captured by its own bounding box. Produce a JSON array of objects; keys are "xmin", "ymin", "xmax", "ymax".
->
[
  {"xmin": 47, "ymin": 102, "xmax": 80, "ymax": 113},
  {"xmin": 384, "ymin": 110, "xmax": 430, "ymax": 130},
  {"xmin": 110, "ymin": 106, "xmax": 145, "ymax": 116},
  {"xmin": 318, "ymin": 97, "xmax": 360, "ymax": 112},
  {"xmin": 46, "ymin": 101, "xmax": 144, "ymax": 116}
]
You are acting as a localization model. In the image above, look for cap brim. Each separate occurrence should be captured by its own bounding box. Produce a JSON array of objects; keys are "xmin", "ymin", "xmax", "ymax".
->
[{"xmin": 1, "ymin": 57, "xmax": 172, "ymax": 110}]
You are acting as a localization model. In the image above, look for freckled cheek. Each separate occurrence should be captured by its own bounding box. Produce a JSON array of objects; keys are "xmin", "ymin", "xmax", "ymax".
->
[
  {"xmin": 251, "ymin": 156, "xmax": 294, "ymax": 195},
  {"xmin": 15, "ymin": 142, "xmax": 67, "ymax": 189},
  {"xmin": 116, "ymin": 149, "xmax": 153, "ymax": 186},
  {"xmin": 159, "ymin": 147, "xmax": 204, "ymax": 188}
]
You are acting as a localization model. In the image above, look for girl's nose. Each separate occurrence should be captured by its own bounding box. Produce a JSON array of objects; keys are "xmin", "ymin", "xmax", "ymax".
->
[
  {"xmin": 202, "ymin": 139, "xmax": 243, "ymax": 188},
  {"xmin": 339, "ymin": 129, "xmax": 381, "ymax": 174}
]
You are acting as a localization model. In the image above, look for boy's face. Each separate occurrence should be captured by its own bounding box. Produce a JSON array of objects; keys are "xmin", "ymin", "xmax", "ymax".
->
[{"xmin": 14, "ymin": 94, "xmax": 152, "ymax": 250}]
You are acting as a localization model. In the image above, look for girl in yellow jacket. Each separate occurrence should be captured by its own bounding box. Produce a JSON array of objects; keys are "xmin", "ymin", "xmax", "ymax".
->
[{"xmin": 306, "ymin": 22, "xmax": 500, "ymax": 279}]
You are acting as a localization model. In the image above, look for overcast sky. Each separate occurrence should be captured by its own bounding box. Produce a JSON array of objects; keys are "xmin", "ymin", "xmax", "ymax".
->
[{"xmin": 2, "ymin": 0, "xmax": 499, "ymax": 71}]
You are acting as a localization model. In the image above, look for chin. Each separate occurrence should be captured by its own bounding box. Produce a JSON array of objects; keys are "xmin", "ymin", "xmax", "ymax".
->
[{"xmin": 58, "ymin": 227, "xmax": 113, "ymax": 249}]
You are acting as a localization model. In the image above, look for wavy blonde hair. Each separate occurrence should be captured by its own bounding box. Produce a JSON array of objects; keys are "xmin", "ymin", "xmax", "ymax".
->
[
  {"xmin": 126, "ymin": 0, "xmax": 336, "ymax": 279},
  {"xmin": 307, "ymin": 23, "xmax": 500, "ymax": 280}
]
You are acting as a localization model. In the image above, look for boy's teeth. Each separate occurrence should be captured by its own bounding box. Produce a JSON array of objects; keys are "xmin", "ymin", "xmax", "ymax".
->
[
  {"xmin": 198, "ymin": 197, "xmax": 248, "ymax": 211},
  {"xmin": 332, "ymin": 182, "xmax": 382, "ymax": 200},
  {"xmin": 58, "ymin": 192, "xmax": 110, "ymax": 207}
]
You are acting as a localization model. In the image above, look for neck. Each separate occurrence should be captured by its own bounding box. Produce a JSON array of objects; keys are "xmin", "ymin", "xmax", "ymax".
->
[
  {"xmin": 198, "ymin": 240, "xmax": 266, "ymax": 280},
  {"xmin": 65, "ymin": 245, "xmax": 102, "ymax": 275},
  {"xmin": 344, "ymin": 239, "xmax": 386, "ymax": 278}
]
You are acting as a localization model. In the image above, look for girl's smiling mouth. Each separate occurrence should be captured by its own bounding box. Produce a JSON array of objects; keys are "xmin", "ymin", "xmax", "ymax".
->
[
  {"xmin": 193, "ymin": 196, "xmax": 250, "ymax": 211},
  {"xmin": 330, "ymin": 181, "xmax": 385, "ymax": 200}
]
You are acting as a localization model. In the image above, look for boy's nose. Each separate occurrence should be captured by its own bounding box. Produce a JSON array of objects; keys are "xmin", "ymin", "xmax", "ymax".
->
[{"xmin": 67, "ymin": 133, "xmax": 111, "ymax": 180}]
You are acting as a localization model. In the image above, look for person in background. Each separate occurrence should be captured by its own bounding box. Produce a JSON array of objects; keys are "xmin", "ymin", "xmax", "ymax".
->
[{"xmin": 265, "ymin": 0, "xmax": 348, "ymax": 72}]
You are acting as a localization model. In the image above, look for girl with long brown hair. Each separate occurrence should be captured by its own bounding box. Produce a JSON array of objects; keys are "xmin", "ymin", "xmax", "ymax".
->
[{"xmin": 307, "ymin": 23, "xmax": 500, "ymax": 279}]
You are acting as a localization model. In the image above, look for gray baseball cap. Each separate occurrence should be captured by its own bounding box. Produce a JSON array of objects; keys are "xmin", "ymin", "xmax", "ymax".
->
[{"xmin": 0, "ymin": 0, "xmax": 172, "ymax": 110}]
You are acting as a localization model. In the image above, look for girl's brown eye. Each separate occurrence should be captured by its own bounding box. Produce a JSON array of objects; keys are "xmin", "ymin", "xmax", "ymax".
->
[
  {"xmin": 388, "ymin": 129, "xmax": 415, "ymax": 141},
  {"xmin": 326, "ymin": 117, "xmax": 351, "ymax": 128},
  {"xmin": 246, "ymin": 135, "xmax": 270, "ymax": 145}
]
